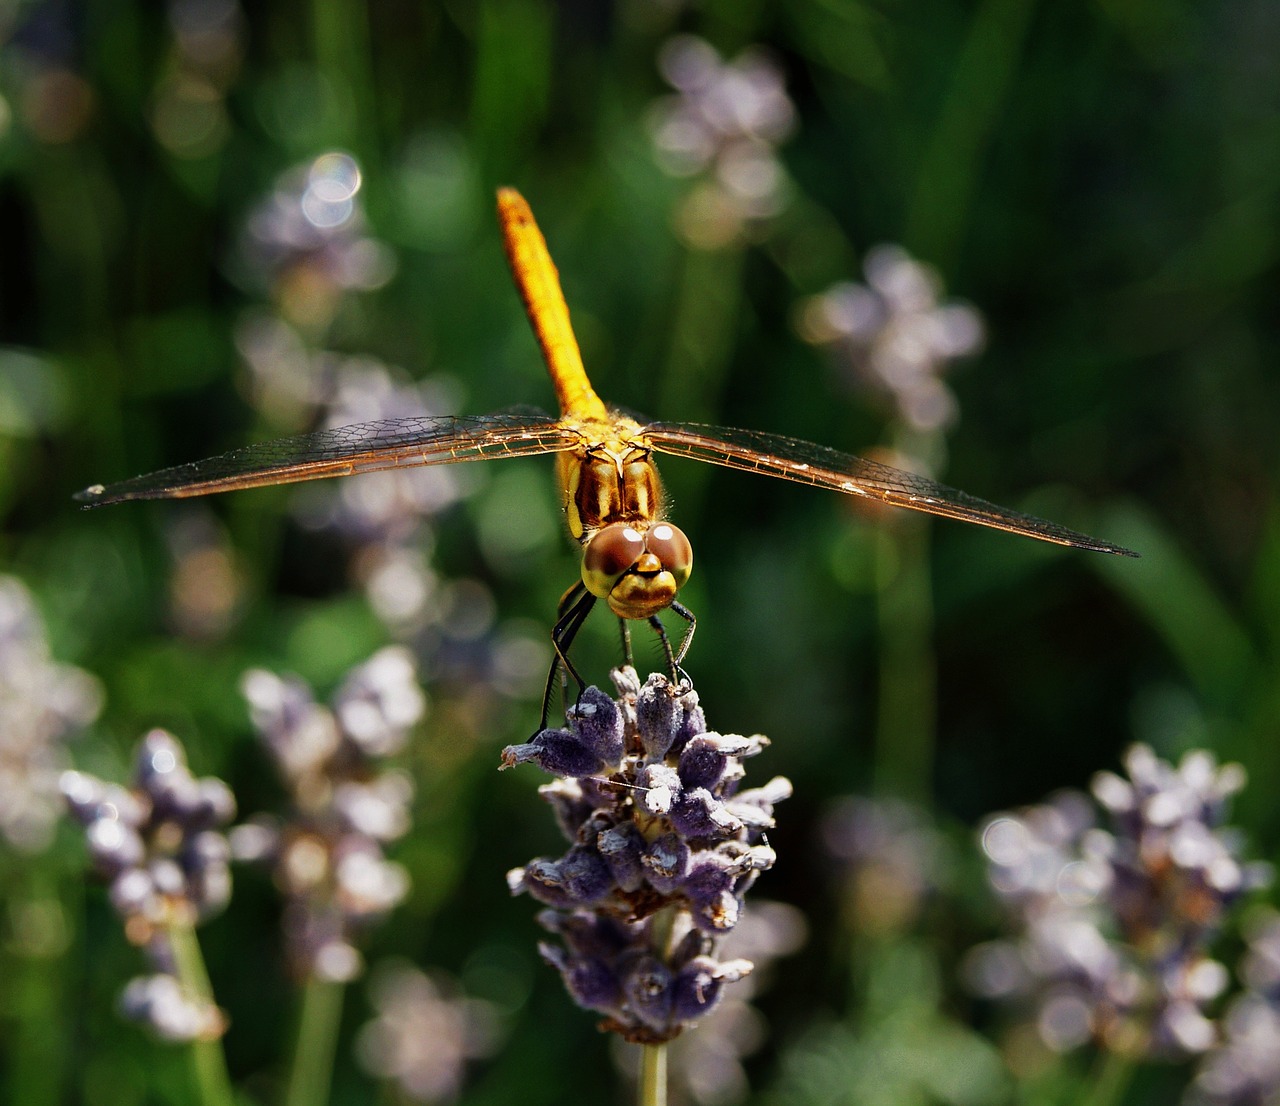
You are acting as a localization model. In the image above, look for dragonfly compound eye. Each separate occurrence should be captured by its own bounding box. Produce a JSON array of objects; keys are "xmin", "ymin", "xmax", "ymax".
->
[
  {"xmin": 581, "ymin": 524, "xmax": 647, "ymax": 599},
  {"xmin": 645, "ymin": 523, "xmax": 693, "ymax": 589}
]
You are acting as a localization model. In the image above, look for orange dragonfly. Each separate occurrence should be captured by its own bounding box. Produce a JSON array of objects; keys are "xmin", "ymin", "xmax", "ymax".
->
[{"xmin": 77, "ymin": 188, "xmax": 1136, "ymax": 719}]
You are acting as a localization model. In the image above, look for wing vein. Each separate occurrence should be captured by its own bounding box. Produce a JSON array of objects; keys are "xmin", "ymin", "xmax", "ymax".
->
[
  {"xmin": 76, "ymin": 409, "xmax": 578, "ymax": 506},
  {"xmin": 642, "ymin": 421, "xmax": 1137, "ymax": 557}
]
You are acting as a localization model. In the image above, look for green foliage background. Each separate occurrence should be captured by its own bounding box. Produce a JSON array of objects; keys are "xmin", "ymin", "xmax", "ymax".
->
[{"xmin": 2, "ymin": 0, "xmax": 1277, "ymax": 1103}]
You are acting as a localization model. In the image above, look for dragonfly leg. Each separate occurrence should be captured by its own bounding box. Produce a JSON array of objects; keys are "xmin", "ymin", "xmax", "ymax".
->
[
  {"xmin": 619, "ymin": 618, "xmax": 635, "ymax": 668},
  {"xmin": 647, "ymin": 614, "xmax": 677, "ymax": 684},
  {"xmin": 654, "ymin": 601, "xmax": 696, "ymax": 688},
  {"xmin": 539, "ymin": 583, "xmax": 597, "ymax": 731},
  {"xmin": 669, "ymin": 600, "xmax": 696, "ymax": 666}
]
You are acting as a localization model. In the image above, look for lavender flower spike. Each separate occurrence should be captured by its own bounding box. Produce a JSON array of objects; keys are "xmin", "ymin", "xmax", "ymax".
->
[
  {"xmin": 504, "ymin": 668, "xmax": 789, "ymax": 1043},
  {"xmin": 231, "ymin": 647, "xmax": 420, "ymax": 982},
  {"xmin": 967, "ymin": 743, "xmax": 1269, "ymax": 1060},
  {"xmin": 62, "ymin": 728, "xmax": 235, "ymax": 1040}
]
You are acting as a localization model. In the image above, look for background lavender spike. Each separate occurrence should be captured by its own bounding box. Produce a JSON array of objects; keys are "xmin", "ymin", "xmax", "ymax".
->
[
  {"xmin": 62, "ymin": 728, "xmax": 236, "ymax": 934},
  {"xmin": 61, "ymin": 727, "xmax": 234, "ymax": 1039},
  {"xmin": 231, "ymin": 647, "xmax": 421, "ymax": 982},
  {"xmin": 965, "ymin": 743, "xmax": 1271, "ymax": 1060},
  {"xmin": 0, "ymin": 575, "xmax": 103, "ymax": 854},
  {"xmin": 354, "ymin": 961, "xmax": 503, "ymax": 1103}
]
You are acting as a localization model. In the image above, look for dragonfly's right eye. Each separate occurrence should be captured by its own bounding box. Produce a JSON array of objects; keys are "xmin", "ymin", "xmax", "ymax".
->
[
  {"xmin": 581, "ymin": 524, "xmax": 646, "ymax": 599},
  {"xmin": 645, "ymin": 522, "xmax": 692, "ymax": 589}
]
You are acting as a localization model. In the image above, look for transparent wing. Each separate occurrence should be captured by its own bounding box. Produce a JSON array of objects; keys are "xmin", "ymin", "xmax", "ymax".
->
[
  {"xmin": 76, "ymin": 408, "xmax": 579, "ymax": 507},
  {"xmin": 643, "ymin": 421, "xmax": 1137, "ymax": 557}
]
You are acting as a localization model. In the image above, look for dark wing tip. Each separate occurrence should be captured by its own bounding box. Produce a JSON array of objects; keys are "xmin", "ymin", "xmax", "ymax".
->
[{"xmin": 73, "ymin": 484, "xmax": 107, "ymax": 507}]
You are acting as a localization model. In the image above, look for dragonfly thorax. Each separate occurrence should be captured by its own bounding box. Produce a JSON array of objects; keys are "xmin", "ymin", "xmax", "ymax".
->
[{"xmin": 557, "ymin": 426, "xmax": 663, "ymax": 540}]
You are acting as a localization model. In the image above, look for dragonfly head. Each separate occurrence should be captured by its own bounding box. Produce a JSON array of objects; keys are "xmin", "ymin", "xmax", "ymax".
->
[{"xmin": 581, "ymin": 521, "xmax": 693, "ymax": 620}]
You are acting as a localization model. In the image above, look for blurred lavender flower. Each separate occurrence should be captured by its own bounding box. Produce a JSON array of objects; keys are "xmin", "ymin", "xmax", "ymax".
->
[
  {"xmin": 649, "ymin": 35, "xmax": 794, "ymax": 248},
  {"xmin": 0, "ymin": 575, "xmax": 103, "ymax": 853},
  {"xmin": 62, "ymin": 729, "xmax": 236, "ymax": 935},
  {"xmin": 164, "ymin": 508, "xmax": 246, "ymax": 641},
  {"xmin": 355, "ymin": 961, "xmax": 502, "ymax": 1103},
  {"xmin": 237, "ymin": 150, "xmax": 395, "ymax": 329},
  {"xmin": 119, "ymin": 971, "xmax": 226, "ymax": 1042},
  {"xmin": 149, "ymin": 0, "xmax": 244, "ymax": 160},
  {"xmin": 62, "ymin": 728, "xmax": 234, "ymax": 1040},
  {"xmin": 1188, "ymin": 909, "xmax": 1280, "ymax": 1105},
  {"xmin": 504, "ymin": 667, "xmax": 791, "ymax": 1043},
  {"xmin": 820, "ymin": 795, "xmax": 948, "ymax": 937},
  {"xmin": 235, "ymin": 315, "xmax": 468, "ymax": 544},
  {"xmin": 796, "ymin": 247, "xmax": 984, "ymax": 434},
  {"xmin": 965, "ymin": 744, "xmax": 1269, "ymax": 1059},
  {"xmin": 3, "ymin": 4, "xmax": 95, "ymax": 146},
  {"xmin": 234, "ymin": 315, "xmax": 483, "ymax": 634},
  {"xmin": 232, "ymin": 647, "xmax": 422, "ymax": 981},
  {"xmin": 289, "ymin": 357, "xmax": 470, "ymax": 551}
]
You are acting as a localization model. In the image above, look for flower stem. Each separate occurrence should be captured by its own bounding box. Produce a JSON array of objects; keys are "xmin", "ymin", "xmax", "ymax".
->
[
  {"xmin": 659, "ymin": 244, "xmax": 746, "ymax": 427},
  {"xmin": 904, "ymin": 0, "xmax": 1039, "ymax": 272},
  {"xmin": 872, "ymin": 516, "xmax": 937, "ymax": 802},
  {"xmin": 167, "ymin": 920, "xmax": 236, "ymax": 1106},
  {"xmin": 1077, "ymin": 1049, "xmax": 1135, "ymax": 1106},
  {"xmin": 635, "ymin": 906, "xmax": 678, "ymax": 1106},
  {"xmin": 284, "ymin": 976, "xmax": 346, "ymax": 1106},
  {"xmin": 639, "ymin": 1043, "xmax": 668, "ymax": 1106}
]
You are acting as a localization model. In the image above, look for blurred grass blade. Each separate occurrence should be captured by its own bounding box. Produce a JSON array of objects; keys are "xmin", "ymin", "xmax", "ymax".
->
[{"xmin": 1095, "ymin": 501, "xmax": 1258, "ymax": 706}]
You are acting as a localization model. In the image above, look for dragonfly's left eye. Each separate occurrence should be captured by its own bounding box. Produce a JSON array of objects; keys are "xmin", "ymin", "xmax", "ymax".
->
[
  {"xmin": 582, "ymin": 524, "xmax": 647, "ymax": 598},
  {"xmin": 646, "ymin": 523, "xmax": 692, "ymax": 589}
]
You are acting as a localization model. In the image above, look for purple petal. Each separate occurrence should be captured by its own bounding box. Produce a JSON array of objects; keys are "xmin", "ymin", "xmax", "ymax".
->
[
  {"xmin": 642, "ymin": 834, "xmax": 691, "ymax": 893},
  {"xmin": 519, "ymin": 847, "xmax": 615, "ymax": 908},
  {"xmin": 598, "ymin": 822, "xmax": 647, "ymax": 892},
  {"xmin": 623, "ymin": 954, "xmax": 674, "ymax": 1033},
  {"xmin": 670, "ymin": 788, "xmax": 742, "ymax": 839},
  {"xmin": 567, "ymin": 687, "xmax": 624, "ymax": 767}
]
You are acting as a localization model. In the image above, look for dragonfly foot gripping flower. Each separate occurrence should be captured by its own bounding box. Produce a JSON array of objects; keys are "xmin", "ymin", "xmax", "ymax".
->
[{"xmin": 503, "ymin": 667, "xmax": 790, "ymax": 1043}]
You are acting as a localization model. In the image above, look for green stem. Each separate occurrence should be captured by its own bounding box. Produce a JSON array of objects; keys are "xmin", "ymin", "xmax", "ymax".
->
[
  {"xmin": 638, "ymin": 1043, "xmax": 668, "ymax": 1106},
  {"xmin": 167, "ymin": 920, "xmax": 236, "ymax": 1106},
  {"xmin": 904, "ymin": 0, "xmax": 1039, "ymax": 272},
  {"xmin": 1076, "ymin": 1048, "xmax": 1135, "ymax": 1106},
  {"xmin": 284, "ymin": 976, "xmax": 346, "ymax": 1106},
  {"xmin": 872, "ymin": 425, "xmax": 945, "ymax": 801},
  {"xmin": 872, "ymin": 516, "xmax": 937, "ymax": 801},
  {"xmin": 658, "ymin": 244, "xmax": 746, "ymax": 426},
  {"xmin": 310, "ymin": 0, "xmax": 377, "ymax": 160},
  {"xmin": 634, "ymin": 906, "xmax": 678, "ymax": 1106}
]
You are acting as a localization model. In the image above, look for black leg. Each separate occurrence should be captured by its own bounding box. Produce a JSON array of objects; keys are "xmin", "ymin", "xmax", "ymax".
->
[
  {"xmin": 648, "ymin": 601, "xmax": 696, "ymax": 687},
  {"xmin": 538, "ymin": 583, "xmax": 597, "ymax": 731},
  {"xmin": 619, "ymin": 617, "xmax": 634, "ymax": 667},
  {"xmin": 669, "ymin": 600, "xmax": 696, "ymax": 666},
  {"xmin": 647, "ymin": 613, "xmax": 679, "ymax": 683},
  {"xmin": 640, "ymin": 601, "xmax": 697, "ymax": 687}
]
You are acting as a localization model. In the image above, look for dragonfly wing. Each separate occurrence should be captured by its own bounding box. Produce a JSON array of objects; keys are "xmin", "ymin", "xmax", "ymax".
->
[
  {"xmin": 76, "ymin": 408, "xmax": 580, "ymax": 506},
  {"xmin": 643, "ymin": 421, "xmax": 1138, "ymax": 557}
]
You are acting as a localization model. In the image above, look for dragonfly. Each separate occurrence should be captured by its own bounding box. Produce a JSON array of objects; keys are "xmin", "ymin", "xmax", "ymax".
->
[{"xmin": 77, "ymin": 187, "xmax": 1137, "ymax": 723}]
